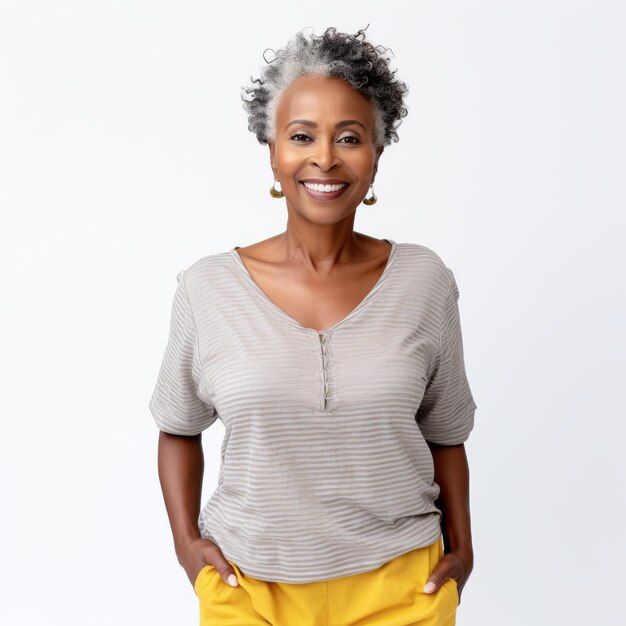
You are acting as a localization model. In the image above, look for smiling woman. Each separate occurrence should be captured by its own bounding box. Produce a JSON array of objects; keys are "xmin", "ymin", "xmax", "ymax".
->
[
  {"xmin": 242, "ymin": 25, "xmax": 408, "ymax": 213},
  {"xmin": 149, "ymin": 24, "xmax": 477, "ymax": 626},
  {"xmin": 269, "ymin": 73, "xmax": 384, "ymax": 216}
]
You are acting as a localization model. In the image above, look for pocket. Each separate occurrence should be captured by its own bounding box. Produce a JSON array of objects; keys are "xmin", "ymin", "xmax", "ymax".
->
[
  {"xmin": 193, "ymin": 564, "xmax": 216, "ymax": 595},
  {"xmin": 441, "ymin": 577, "xmax": 459, "ymax": 606}
]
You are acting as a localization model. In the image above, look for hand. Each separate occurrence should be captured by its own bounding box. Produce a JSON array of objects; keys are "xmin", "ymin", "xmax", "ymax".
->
[
  {"xmin": 422, "ymin": 548, "xmax": 473, "ymax": 604},
  {"xmin": 177, "ymin": 537, "xmax": 239, "ymax": 589}
]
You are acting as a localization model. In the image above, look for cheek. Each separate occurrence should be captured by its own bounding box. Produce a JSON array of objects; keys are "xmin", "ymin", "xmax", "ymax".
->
[
  {"xmin": 274, "ymin": 148, "xmax": 303, "ymax": 177},
  {"xmin": 352, "ymin": 150, "xmax": 377, "ymax": 176},
  {"xmin": 355, "ymin": 157, "xmax": 375, "ymax": 187}
]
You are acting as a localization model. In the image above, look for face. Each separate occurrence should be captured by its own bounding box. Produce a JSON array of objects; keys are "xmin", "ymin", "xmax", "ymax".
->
[{"xmin": 268, "ymin": 74, "xmax": 384, "ymax": 223}]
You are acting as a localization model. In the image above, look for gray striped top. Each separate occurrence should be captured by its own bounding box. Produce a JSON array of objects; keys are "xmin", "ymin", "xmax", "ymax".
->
[{"xmin": 148, "ymin": 239, "xmax": 477, "ymax": 583}]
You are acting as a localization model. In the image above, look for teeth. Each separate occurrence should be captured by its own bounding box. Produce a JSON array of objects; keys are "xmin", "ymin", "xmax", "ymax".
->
[{"xmin": 303, "ymin": 182, "xmax": 347, "ymax": 192}]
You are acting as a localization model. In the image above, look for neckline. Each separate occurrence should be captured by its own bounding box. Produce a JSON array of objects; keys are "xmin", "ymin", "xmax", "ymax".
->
[{"xmin": 229, "ymin": 239, "xmax": 398, "ymax": 334}]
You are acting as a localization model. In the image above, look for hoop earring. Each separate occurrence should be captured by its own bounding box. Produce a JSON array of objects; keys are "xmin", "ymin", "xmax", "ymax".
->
[
  {"xmin": 362, "ymin": 184, "xmax": 377, "ymax": 206},
  {"xmin": 269, "ymin": 180, "xmax": 284, "ymax": 198}
]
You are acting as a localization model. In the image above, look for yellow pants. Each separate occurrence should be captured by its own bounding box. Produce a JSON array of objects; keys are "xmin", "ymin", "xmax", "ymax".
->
[{"xmin": 194, "ymin": 535, "xmax": 458, "ymax": 625}]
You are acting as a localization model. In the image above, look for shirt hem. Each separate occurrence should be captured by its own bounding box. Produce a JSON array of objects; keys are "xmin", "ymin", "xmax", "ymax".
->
[{"xmin": 200, "ymin": 515, "xmax": 443, "ymax": 584}]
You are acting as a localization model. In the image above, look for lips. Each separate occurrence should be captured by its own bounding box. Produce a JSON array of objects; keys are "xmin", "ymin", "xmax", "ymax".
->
[
  {"xmin": 300, "ymin": 181, "xmax": 350, "ymax": 200},
  {"xmin": 302, "ymin": 181, "xmax": 347, "ymax": 192},
  {"xmin": 300, "ymin": 179, "xmax": 350, "ymax": 185}
]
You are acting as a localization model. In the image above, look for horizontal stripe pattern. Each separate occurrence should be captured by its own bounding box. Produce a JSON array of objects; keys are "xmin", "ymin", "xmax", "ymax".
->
[{"xmin": 148, "ymin": 240, "xmax": 477, "ymax": 583}]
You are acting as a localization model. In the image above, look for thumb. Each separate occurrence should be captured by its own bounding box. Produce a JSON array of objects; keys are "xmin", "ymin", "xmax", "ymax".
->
[
  {"xmin": 214, "ymin": 559, "xmax": 239, "ymax": 587},
  {"xmin": 201, "ymin": 541, "xmax": 240, "ymax": 588},
  {"xmin": 423, "ymin": 564, "xmax": 451, "ymax": 594}
]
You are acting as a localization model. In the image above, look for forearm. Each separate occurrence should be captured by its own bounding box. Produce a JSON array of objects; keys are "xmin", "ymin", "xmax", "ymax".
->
[
  {"xmin": 427, "ymin": 441, "xmax": 473, "ymax": 558},
  {"xmin": 157, "ymin": 431, "xmax": 205, "ymax": 561}
]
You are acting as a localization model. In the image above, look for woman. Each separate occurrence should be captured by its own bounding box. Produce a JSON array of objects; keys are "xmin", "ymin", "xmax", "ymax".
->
[{"xmin": 149, "ymin": 25, "xmax": 477, "ymax": 626}]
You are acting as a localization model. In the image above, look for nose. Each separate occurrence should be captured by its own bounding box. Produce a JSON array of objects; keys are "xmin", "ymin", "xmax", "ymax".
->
[{"xmin": 310, "ymin": 137, "xmax": 340, "ymax": 171}]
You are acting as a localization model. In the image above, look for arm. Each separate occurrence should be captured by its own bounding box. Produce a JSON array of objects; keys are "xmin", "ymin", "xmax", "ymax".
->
[
  {"xmin": 423, "ymin": 441, "xmax": 474, "ymax": 602},
  {"xmin": 157, "ymin": 431, "xmax": 239, "ymax": 588},
  {"xmin": 157, "ymin": 431, "xmax": 204, "ymax": 555}
]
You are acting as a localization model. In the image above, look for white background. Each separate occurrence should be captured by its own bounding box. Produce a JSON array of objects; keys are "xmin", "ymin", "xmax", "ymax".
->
[{"xmin": 1, "ymin": 1, "xmax": 624, "ymax": 624}]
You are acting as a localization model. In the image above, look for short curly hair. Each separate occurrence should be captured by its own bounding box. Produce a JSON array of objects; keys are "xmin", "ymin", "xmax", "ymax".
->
[{"xmin": 241, "ymin": 25, "xmax": 409, "ymax": 148}]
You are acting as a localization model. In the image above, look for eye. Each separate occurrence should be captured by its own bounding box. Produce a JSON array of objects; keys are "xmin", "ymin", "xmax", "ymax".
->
[
  {"xmin": 290, "ymin": 133, "xmax": 312, "ymax": 143},
  {"xmin": 339, "ymin": 135, "xmax": 360, "ymax": 144}
]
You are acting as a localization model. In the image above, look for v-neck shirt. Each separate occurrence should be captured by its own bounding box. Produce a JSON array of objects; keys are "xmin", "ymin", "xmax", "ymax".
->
[
  {"xmin": 230, "ymin": 238, "xmax": 398, "ymax": 340},
  {"xmin": 148, "ymin": 239, "xmax": 477, "ymax": 583}
]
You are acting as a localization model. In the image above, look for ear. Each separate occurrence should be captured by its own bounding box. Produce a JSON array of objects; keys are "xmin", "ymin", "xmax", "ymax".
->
[
  {"xmin": 268, "ymin": 142, "xmax": 277, "ymax": 179},
  {"xmin": 371, "ymin": 145, "xmax": 384, "ymax": 184}
]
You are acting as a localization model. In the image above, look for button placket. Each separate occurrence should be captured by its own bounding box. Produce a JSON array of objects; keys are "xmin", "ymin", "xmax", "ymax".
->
[{"xmin": 314, "ymin": 332, "xmax": 335, "ymax": 414}]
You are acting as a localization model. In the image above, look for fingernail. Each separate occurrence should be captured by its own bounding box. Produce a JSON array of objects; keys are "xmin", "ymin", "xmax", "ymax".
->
[
  {"xmin": 423, "ymin": 581, "xmax": 436, "ymax": 593},
  {"xmin": 227, "ymin": 574, "xmax": 239, "ymax": 587}
]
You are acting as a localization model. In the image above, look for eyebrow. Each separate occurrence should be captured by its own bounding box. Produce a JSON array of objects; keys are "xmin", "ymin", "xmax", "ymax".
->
[{"xmin": 286, "ymin": 119, "xmax": 367, "ymax": 131}]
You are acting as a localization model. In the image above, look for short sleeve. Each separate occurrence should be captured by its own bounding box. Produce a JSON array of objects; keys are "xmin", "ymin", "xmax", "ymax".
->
[
  {"xmin": 148, "ymin": 270, "xmax": 217, "ymax": 435},
  {"xmin": 416, "ymin": 270, "xmax": 477, "ymax": 445}
]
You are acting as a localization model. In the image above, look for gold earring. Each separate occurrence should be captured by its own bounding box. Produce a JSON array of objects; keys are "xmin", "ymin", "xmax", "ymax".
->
[
  {"xmin": 362, "ymin": 184, "xmax": 377, "ymax": 206},
  {"xmin": 269, "ymin": 180, "xmax": 284, "ymax": 198}
]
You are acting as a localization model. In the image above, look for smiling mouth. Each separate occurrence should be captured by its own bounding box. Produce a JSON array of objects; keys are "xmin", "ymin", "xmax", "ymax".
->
[
  {"xmin": 302, "ymin": 181, "xmax": 348, "ymax": 192},
  {"xmin": 300, "ymin": 181, "xmax": 350, "ymax": 200}
]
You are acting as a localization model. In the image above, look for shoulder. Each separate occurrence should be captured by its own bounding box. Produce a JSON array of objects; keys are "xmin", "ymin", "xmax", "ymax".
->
[
  {"xmin": 174, "ymin": 249, "xmax": 236, "ymax": 303},
  {"xmin": 395, "ymin": 241, "xmax": 453, "ymax": 291}
]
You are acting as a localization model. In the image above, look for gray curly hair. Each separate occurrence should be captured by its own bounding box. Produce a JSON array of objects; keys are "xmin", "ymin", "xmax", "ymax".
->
[{"xmin": 241, "ymin": 25, "xmax": 409, "ymax": 148}]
